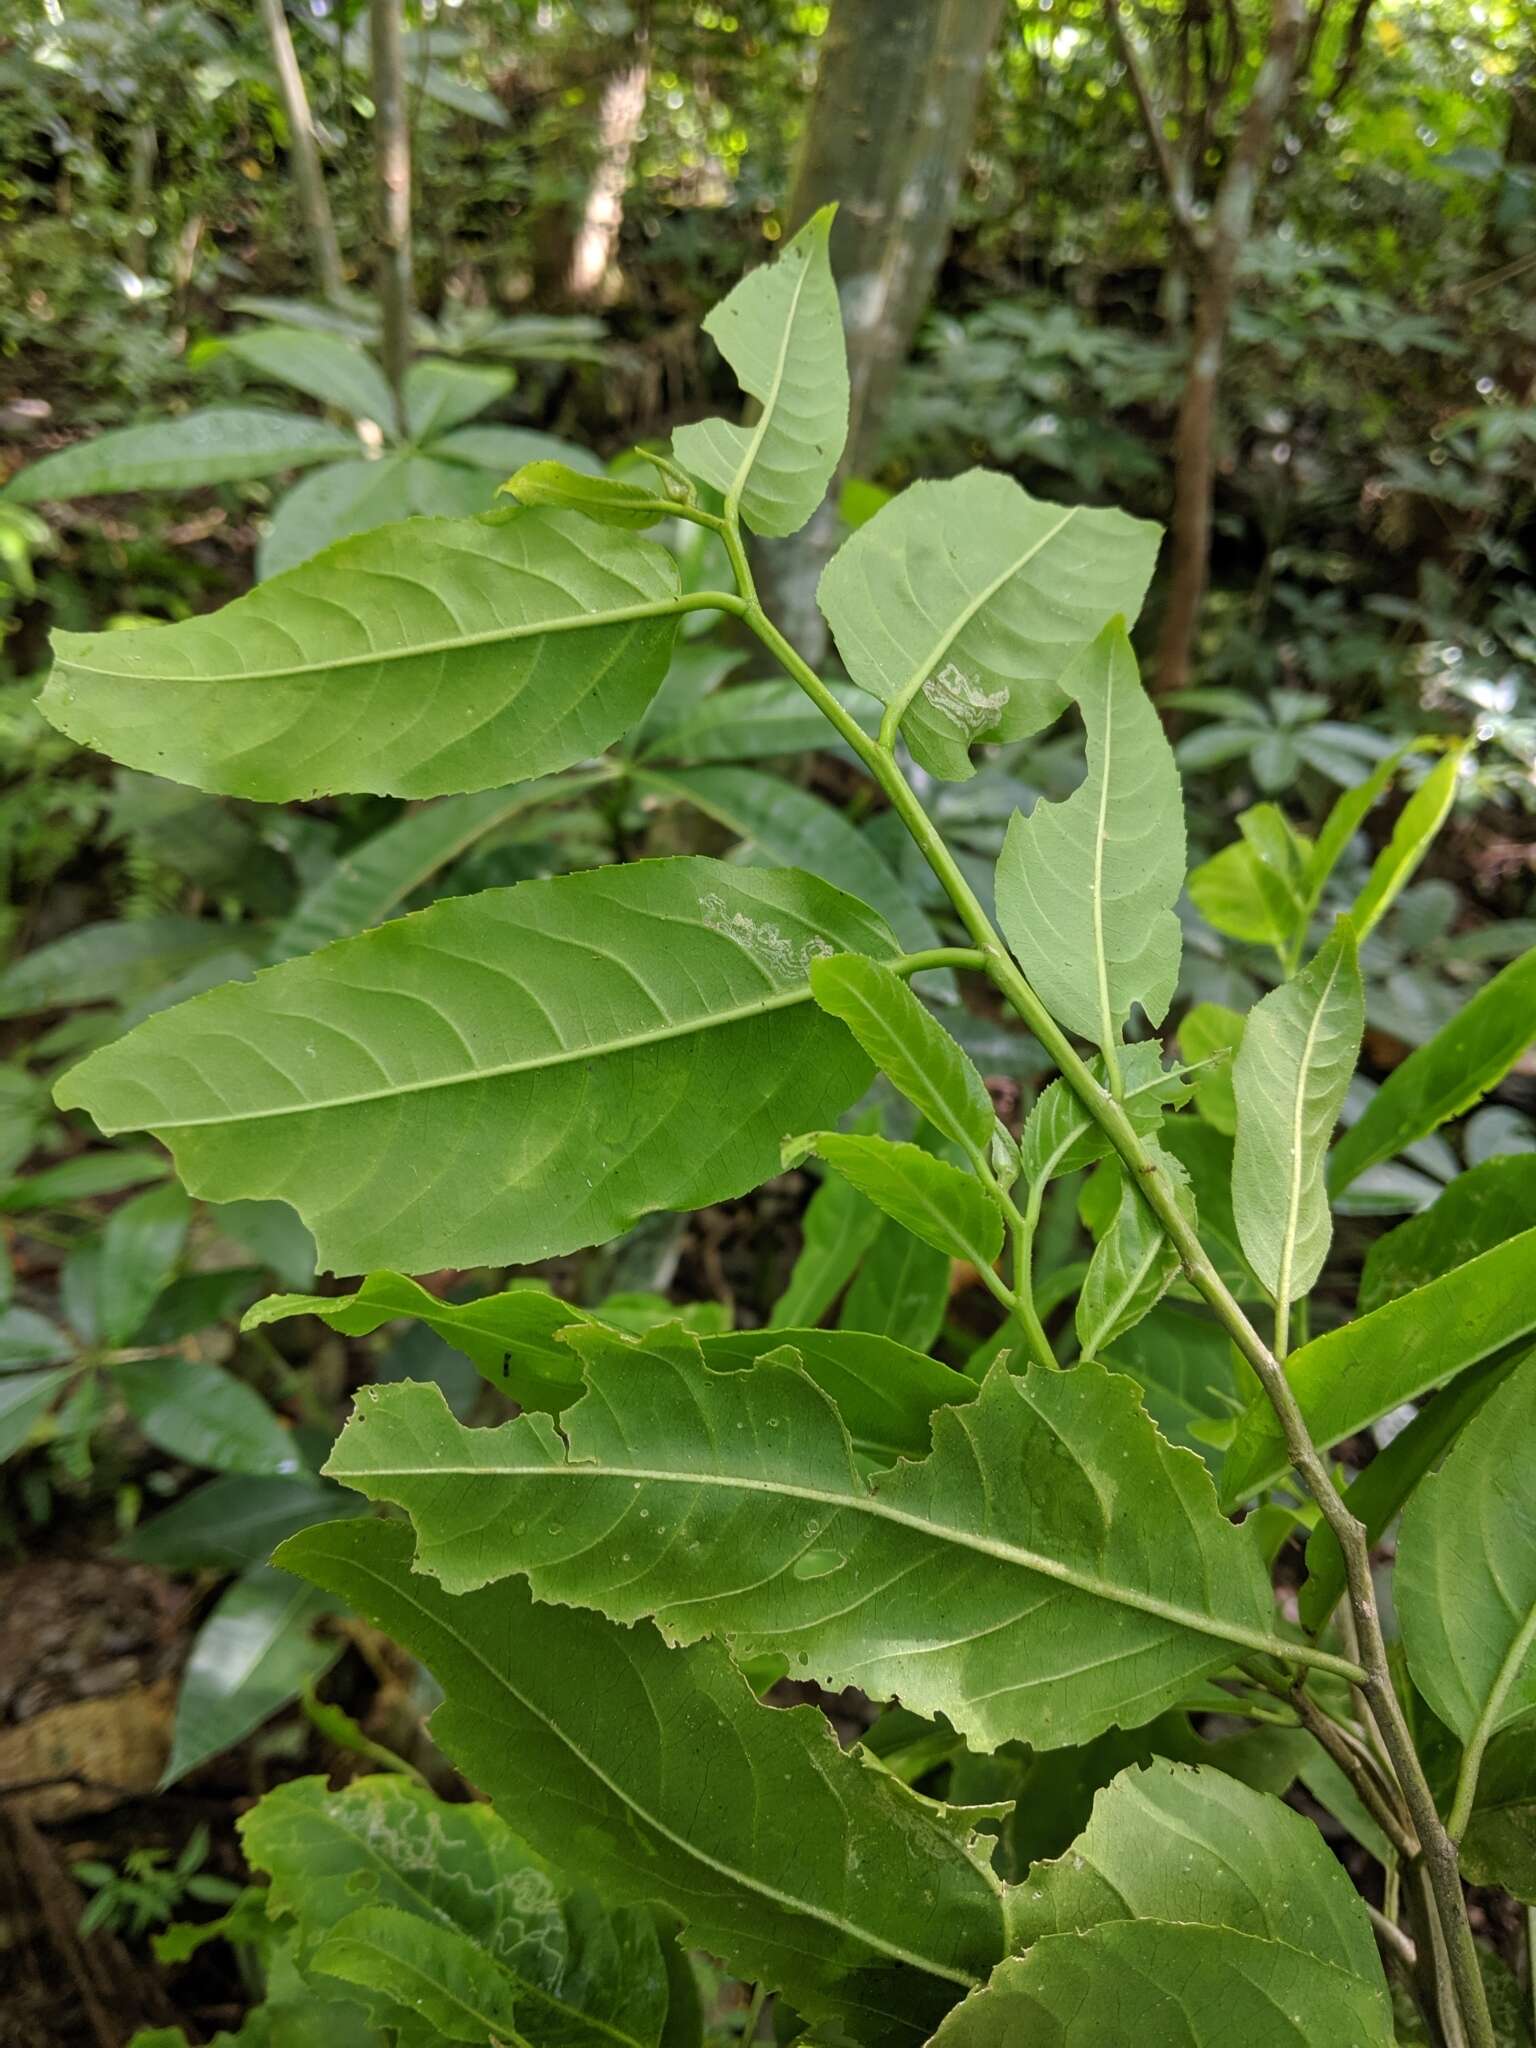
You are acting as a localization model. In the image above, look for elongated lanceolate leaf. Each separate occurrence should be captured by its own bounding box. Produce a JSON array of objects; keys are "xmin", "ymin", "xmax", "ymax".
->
[
  {"xmin": 276, "ymin": 1518, "xmax": 1006, "ymax": 2045},
  {"xmin": 218, "ymin": 327, "xmax": 396, "ymax": 424},
  {"xmin": 787, "ymin": 1132, "xmax": 1002, "ymax": 1270},
  {"xmin": 1020, "ymin": 1044, "xmax": 1191, "ymax": 1185},
  {"xmin": 672, "ymin": 206, "xmax": 848, "ymax": 537},
  {"xmin": 325, "ymin": 1334, "xmax": 1285, "ymax": 1751},
  {"xmin": 56, "ymin": 860, "xmax": 895, "ymax": 1275},
  {"xmin": 934, "ymin": 1763, "xmax": 1391, "ymax": 2048},
  {"xmin": 997, "ymin": 624, "xmax": 1185, "ymax": 1055},
  {"xmin": 1231, "ymin": 923, "xmax": 1362, "ymax": 1306},
  {"xmin": 1221, "ymin": 1225, "xmax": 1536, "ymax": 1503},
  {"xmin": 810, "ymin": 954, "xmax": 995, "ymax": 1160},
  {"xmin": 3, "ymin": 408, "xmax": 358, "ymax": 502},
  {"xmin": 818, "ymin": 472, "xmax": 1159, "ymax": 780},
  {"xmin": 41, "ymin": 511, "xmax": 683, "ymax": 801},
  {"xmin": 1329, "ymin": 946, "xmax": 1536, "ymax": 1193},
  {"xmin": 1348, "ymin": 746, "xmax": 1462, "ymax": 942},
  {"xmin": 242, "ymin": 1774, "xmax": 673, "ymax": 2048},
  {"xmin": 838, "ymin": 1214, "xmax": 950, "ymax": 1350},
  {"xmin": 1075, "ymin": 1146, "xmax": 1187, "ymax": 1356},
  {"xmin": 1398, "ymin": 1358, "xmax": 1536, "ymax": 1787},
  {"xmin": 769, "ymin": 1166, "xmax": 881, "ymax": 1328},
  {"xmin": 164, "ymin": 1567, "xmax": 341, "ymax": 1785},
  {"xmin": 1359, "ymin": 1155, "xmax": 1536, "ymax": 1313}
]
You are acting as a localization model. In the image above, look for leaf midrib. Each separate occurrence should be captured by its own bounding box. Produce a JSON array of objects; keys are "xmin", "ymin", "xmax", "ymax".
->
[
  {"xmin": 724, "ymin": 238, "xmax": 819, "ymax": 514},
  {"xmin": 114, "ymin": 979, "xmax": 821, "ymax": 1132},
  {"xmin": 334, "ymin": 1554, "xmax": 991, "ymax": 2001},
  {"xmin": 365, "ymin": 1452, "xmax": 1310, "ymax": 1669},
  {"xmin": 57, "ymin": 594, "xmax": 683, "ymax": 689},
  {"xmin": 1276, "ymin": 944, "xmax": 1346, "ymax": 1311}
]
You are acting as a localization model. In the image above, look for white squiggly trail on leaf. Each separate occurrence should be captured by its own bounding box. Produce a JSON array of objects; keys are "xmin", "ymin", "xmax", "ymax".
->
[
  {"xmin": 700, "ymin": 891, "xmax": 833, "ymax": 984},
  {"xmin": 921, "ymin": 662, "xmax": 1007, "ymax": 742}
]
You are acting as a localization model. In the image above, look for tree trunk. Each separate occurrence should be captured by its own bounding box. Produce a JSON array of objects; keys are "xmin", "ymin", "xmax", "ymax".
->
[
  {"xmin": 255, "ymin": 0, "xmax": 346, "ymax": 305},
  {"xmin": 370, "ymin": 0, "xmax": 414, "ymax": 436},
  {"xmin": 756, "ymin": 0, "xmax": 1006, "ymax": 658},
  {"xmin": 1153, "ymin": 0, "xmax": 1306, "ymax": 693},
  {"xmin": 566, "ymin": 57, "xmax": 650, "ymax": 303},
  {"xmin": 125, "ymin": 121, "xmax": 157, "ymax": 281}
]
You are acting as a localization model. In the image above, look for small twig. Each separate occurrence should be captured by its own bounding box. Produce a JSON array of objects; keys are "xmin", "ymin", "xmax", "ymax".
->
[{"xmin": 1366, "ymin": 1900, "xmax": 1418, "ymax": 1973}]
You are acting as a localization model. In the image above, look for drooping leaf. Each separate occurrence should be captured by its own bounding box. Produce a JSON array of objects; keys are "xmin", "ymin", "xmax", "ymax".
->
[
  {"xmin": 1300, "ymin": 1350, "xmax": 1526, "ymax": 1632},
  {"xmin": 242, "ymin": 1774, "xmax": 673, "ymax": 2048},
  {"xmin": 1076, "ymin": 1147, "xmax": 1189, "ymax": 1356},
  {"xmin": 1221, "ymin": 1226, "xmax": 1536, "ymax": 1503},
  {"xmin": 4, "ymin": 409, "xmax": 358, "ymax": 502},
  {"xmin": 809, "ymin": 955, "xmax": 995, "ymax": 1160},
  {"xmin": 244, "ymin": 1272, "xmax": 591, "ymax": 1413},
  {"xmin": 1020, "ymin": 1044, "xmax": 1191, "ymax": 1185},
  {"xmin": 769, "ymin": 1166, "xmax": 881, "ymax": 1328},
  {"xmin": 503, "ymin": 460, "xmax": 669, "ymax": 528},
  {"xmin": 818, "ymin": 472, "xmax": 1158, "ymax": 780},
  {"xmin": 163, "ymin": 1567, "xmax": 342, "ymax": 1785},
  {"xmin": 256, "ymin": 456, "xmax": 411, "ymax": 581},
  {"xmin": 1348, "ymin": 747, "xmax": 1462, "ymax": 942},
  {"xmin": 269, "ymin": 772, "xmax": 613, "ymax": 959},
  {"xmin": 325, "ymin": 1339, "xmax": 1287, "ymax": 1752},
  {"xmin": 933, "ymin": 1763, "xmax": 1391, "ymax": 2047},
  {"xmin": 1231, "ymin": 922, "xmax": 1362, "ymax": 1307},
  {"xmin": 117, "ymin": 1472, "xmax": 365, "ymax": 1572},
  {"xmin": 787, "ymin": 1132, "xmax": 1002, "ymax": 1270},
  {"xmin": 41, "ymin": 511, "xmax": 683, "ymax": 802},
  {"xmin": 277, "ymin": 1518, "xmax": 1007, "ymax": 2046},
  {"xmin": 1359, "ymin": 1156, "xmax": 1536, "ymax": 1312},
  {"xmin": 672, "ymin": 206, "xmax": 848, "ymax": 538},
  {"xmin": 217, "ymin": 328, "xmax": 395, "ymax": 424},
  {"xmin": 838, "ymin": 1214, "xmax": 951, "ymax": 1351},
  {"xmin": 634, "ymin": 761, "xmax": 938, "ymax": 954},
  {"xmin": 113, "ymin": 1358, "xmax": 300, "ymax": 1477},
  {"xmin": 95, "ymin": 1181, "xmax": 191, "ymax": 1346},
  {"xmin": 997, "ymin": 624, "xmax": 1185, "ymax": 1056},
  {"xmin": 1397, "ymin": 1358, "xmax": 1536, "ymax": 1776},
  {"xmin": 58, "ymin": 860, "xmax": 895, "ymax": 1275},
  {"xmin": 1329, "ymin": 947, "xmax": 1536, "ymax": 1193}
]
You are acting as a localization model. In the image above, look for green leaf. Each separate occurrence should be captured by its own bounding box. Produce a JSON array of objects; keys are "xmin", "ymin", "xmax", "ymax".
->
[
  {"xmin": 768, "ymin": 1167, "xmax": 881, "ymax": 1327},
  {"xmin": 41, "ymin": 510, "xmax": 683, "ymax": 802},
  {"xmin": 786, "ymin": 1132, "xmax": 1002, "ymax": 1270},
  {"xmin": 325, "ymin": 1341, "xmax": 1288, "ymax": 1752},
  {"xmin": 95, "ymin": 1181, "xmax": 191, "ymax": 1346},
  {"xmin": 256, "ymin": 456, "xmax": 410, "ymax": 580},
  {"xmin": 819, "ymin": 472, "xmax": 1158, "ymax": 780},
  {"xmin": 163, "ymin": 1567, "xmax": 341, "ymax": 1785},
  {"xmin": 218, "ymin": 328, "xmax": 396, "ymax": 424},
  {"xmin": 997, "ymin": 624, "xmax": 1184, "ymax": 1057},
  {"xmin": 3, "ymin": 409, "xmax": 359, "ymax": 502},
  {"xmin": 0, "ymin": 1147, "xmax": 168, "ymax": 1214},
  {"xmin": 503, "ymin": 460, "xmax": 669, "ymax": 528},
  {"xmin": 397, "ymin": 454, "xmax": 498, "ymax": 517},
  {"xmin": 1398, "ymin": 1358, "xmax": 1536, "ymax": 1792},
  {"xmin": 58, "ymin": 860, "xmax": 895, "ymax": 1275},
  {"xmin": 1106, "ymin": 1304, "xmax": 1243, "ymax": 1462},
  {"xmin": 1300, "ymin": 1351, "xmax": 1525, "ymax": 1632},
  {"xmin": 1221, "ymin": 1226, "xmax": 1536, "ymax": 1503},
  {"xmin": 633, "ymin": 762, "xmax": 938, "ymax": 955},
  {"xmin": 1299, "ymin": 741, "xmax": 1419, "ymax": 926},
  {"xmin": 0, "ymin": 917, "xmax": 242, "ymax": 1018},
  {"xmin": 1360, "ymin": 1156, "xmax": 1536, "ymax": 1312},
  {"xmin": 639, "ymin": 676, "xmax": 874, "ymax": 765},
  {"xmin": 1329, "ymin": 947, "xmax": 1536, "ymax": 1194},
  {"xmin": 269, "ymin": 772, "xmax": 612, "ymax": 960},
  {"xmin": 0, "ymin": 1366, "xmax": 72, "ymax": 1461},
  {"xmin": 1348, "ymin": 747, "xmax": 1462, "ymax": 942},
  {"xmin": 809, "ymin": 955, "xmax": 995, "ymax": 1160},
  {"xmin": 672, "ymin": 206, "xmax": 848, "ymax": 538},
  {"xmin": 1020, "ymin": 1044, "xmax": 1191, "ymax": 1185},
  {"xmin": 277, "ymin": 1517, "xmax": 1007, "ymax": 2046},
  {"xmin": 0, "ymin": 1306, "xmax": 73, "ymax": 1369},
  {"xmin": 114, "ymin": 1357, "xmax": 300, "ymax": 1476},
  {"xmin": 1075, "ymin": 1147, "xmax": 1187, "ymax": 1356},
  {"xmin": 117, "ymin": 1472, "xmax": 364, "ymax": 1572},
  {"xmin": 1187, "ymin": 839, "xmax": 1289, "ymax": 950},
  {"xmin": 431, "ymin": 425, "xmax": 603, "ymax": 477},
  {"xmin": 1178, "ymin": 1002, "xmax": 1244, "ymax": 1135},
  {"xmin": 1157, "ymin": 1117, "xmax": 1266, "ymax": 1303},
  {"xmin": 839, "ymin": 1216, "xmax": 950, "ymax": 1350},
  {"xmin": 1460, "ymin": 1729, "xmax": 1536, "ymax": 1904},
  {"xmin": 242, "ymin": 1774, "xmax": 672, "ymax": 2048},
  {"xmin": 244, "ymin": 1272, "xmax": 590, "ymax": 1413},
  {"xmin": 934, "ymin": 1763, "xmax": 1391, "ymax": 2047},
  {"xmin": 1231, "ymin": 923, "xmax": 1362, "ymax": 1307},
  {"xmin": 404, "ymin": 360, "xmax": 513, "ymax": 439}
]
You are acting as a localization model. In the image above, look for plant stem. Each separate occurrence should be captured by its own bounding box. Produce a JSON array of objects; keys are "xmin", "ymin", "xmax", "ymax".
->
[
  {"xmin": 256, "ymin": 0, "xmax": 346, "ymax": 303},
  {"xmin": 370, "ymin": 0, "xmax": 414, "ymax": 435},
  {"xmin": 735, "ymin": 564, "xmax": 1496, "ymax": 2048}
]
